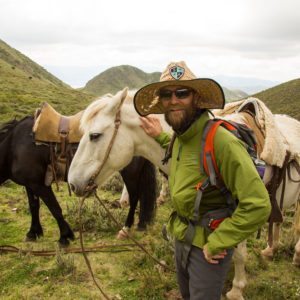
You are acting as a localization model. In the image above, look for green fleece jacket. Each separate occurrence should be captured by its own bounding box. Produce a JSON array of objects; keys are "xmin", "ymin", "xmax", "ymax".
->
[{"xmin": 155, "ymin": 111, "xmax": 271, "ymax": 255}]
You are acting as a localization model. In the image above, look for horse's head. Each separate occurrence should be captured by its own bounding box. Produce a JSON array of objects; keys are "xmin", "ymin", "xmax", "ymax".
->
[{"xmin": 68, "ymin": 88, "xmax": 137, "ymax": 195}]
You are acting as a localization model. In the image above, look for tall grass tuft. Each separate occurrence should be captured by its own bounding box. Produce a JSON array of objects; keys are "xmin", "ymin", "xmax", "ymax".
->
[{"xmin": 55, "ymin": 246, "xmax": 76, "ymax": 276}]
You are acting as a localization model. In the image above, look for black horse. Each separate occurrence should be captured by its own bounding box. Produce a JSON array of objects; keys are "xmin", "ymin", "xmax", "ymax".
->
[{"xmin": 0, "ymin": 116, "xmax": 157, "ymax": 245}]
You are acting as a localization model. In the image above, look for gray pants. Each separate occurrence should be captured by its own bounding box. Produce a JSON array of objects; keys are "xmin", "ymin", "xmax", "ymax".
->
[{"xmin": 175, "ymin": 240, "xmax": 233, "ymax": 300}]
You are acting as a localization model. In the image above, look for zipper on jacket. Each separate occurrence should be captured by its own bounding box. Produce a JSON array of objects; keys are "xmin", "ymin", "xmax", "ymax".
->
[{"xmin": 177, "ymin": 144, "xmax": 182, "ymax": 161}]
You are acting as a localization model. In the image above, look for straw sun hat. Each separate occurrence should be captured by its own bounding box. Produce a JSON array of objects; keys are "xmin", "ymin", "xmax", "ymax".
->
[{"xmin": 133, "ymin": 61, "xmax": 225, "ymax": 116}]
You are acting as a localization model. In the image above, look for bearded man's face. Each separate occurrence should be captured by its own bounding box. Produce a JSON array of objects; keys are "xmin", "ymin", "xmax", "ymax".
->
[{"xmin": 158, "ymin": 86, "xmax": 197, "ymax": 132}]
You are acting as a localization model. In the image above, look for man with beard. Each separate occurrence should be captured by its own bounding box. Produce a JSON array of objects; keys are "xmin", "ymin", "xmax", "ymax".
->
[{"xmin": 133, "ymin": 61, "xmax": 270, "ymax": 300}]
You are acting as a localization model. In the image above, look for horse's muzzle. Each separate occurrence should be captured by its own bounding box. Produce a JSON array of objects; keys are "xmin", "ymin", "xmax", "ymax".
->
[{"xmin": 69, "ymin": 182, "xmax": 97, "ymax": 197}]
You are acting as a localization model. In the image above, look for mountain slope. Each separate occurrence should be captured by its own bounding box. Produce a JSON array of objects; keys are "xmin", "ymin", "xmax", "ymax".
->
[
  {"xmin": 0, "ymin": 39, "xmax": 67, "ymax": 87},
  {"xmin": 83, "ymin": 65, "xmax": 247, "ymax": 102},
  {"xmin": 83, "ymin": 65, "xmax": 161, "ymax": 95},
  {"xmin": 253, "ymin": 78, "xmax": 300, "ymax": 120},
  {"xmin": 0, "ymin": 40, "xmax": 95, "ymax": 123},
  {"xmin": 223, "ymin": 87, "xmax": 248, "ymax": 102}
]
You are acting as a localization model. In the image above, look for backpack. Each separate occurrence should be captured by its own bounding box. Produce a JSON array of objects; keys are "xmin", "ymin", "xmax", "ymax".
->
[{"xmin": 191, "ymin": 118, "xmax": 266, "ymax": 233}]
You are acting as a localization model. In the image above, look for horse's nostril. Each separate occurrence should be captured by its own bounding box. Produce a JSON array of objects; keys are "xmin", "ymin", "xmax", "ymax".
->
[{"xmin": 69, "ymin": 183, "xmax": 75, "ymax": 192}]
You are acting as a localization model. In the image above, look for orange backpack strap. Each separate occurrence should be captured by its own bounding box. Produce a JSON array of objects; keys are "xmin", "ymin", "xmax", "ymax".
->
[
  {"xmin": 200, "ymin": 119, "xmax": 236, "ymax": 186},
  {"xmin": 200, "ymin": 118, "xmax": 257, "ymax": 185}
]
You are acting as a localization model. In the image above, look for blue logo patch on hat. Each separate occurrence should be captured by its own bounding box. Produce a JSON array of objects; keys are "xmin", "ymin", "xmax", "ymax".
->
[{"xmin": 170, "ymin": 66, "xmax": 185, "ymax": 80}]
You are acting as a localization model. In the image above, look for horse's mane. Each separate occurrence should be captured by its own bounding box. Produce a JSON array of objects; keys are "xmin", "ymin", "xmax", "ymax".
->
[
  {"xmin": 80, "ymin": 90, "xmax": 137, "ymax": 132},
  {"xmin": 0, "ymin": 116, "xmax": 32, "ymax": 142}
]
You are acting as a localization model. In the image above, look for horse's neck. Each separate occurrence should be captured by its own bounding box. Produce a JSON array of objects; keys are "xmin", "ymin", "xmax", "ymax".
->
[
  {"xmin": 134, "ymin": 129, "xmax": 170, "ymax": 174},
  {"xmin": 122, "ymin": 105, "xmax": 171, "ymax": 174}
]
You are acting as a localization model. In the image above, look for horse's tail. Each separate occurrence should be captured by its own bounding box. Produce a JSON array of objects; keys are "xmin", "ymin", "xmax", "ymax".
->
[{"xmin": 138, "ymin": 159, "xmax": 157, "ymax": 225}]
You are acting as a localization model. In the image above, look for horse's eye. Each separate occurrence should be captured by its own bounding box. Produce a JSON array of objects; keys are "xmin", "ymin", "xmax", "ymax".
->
[{"xmin": 89, "ymin": 133, "xmax": 102, "ymax": 141}]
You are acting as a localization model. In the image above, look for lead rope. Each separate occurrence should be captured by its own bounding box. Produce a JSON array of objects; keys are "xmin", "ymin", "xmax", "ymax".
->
[
  {"xmin": 78, "ymin": 94, "xmax": 175, "ymax": 299},
  {"xmin": 93, "ymin": 190, "xmax": 175, "ymax": 272},
  {"xmin": 79, "ymin": 193, "xmax": 110, "ymax": 300}
]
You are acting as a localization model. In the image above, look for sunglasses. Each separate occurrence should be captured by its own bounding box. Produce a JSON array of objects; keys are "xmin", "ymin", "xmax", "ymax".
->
[{"xmin": 158, "ymin": 88, "xmax": 193, "ymax": 101}]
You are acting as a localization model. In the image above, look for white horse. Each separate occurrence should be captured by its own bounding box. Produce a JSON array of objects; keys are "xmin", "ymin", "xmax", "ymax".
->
[{"xmin": 68, "ymin": 88, "xmax": 300, "ymax": 300}]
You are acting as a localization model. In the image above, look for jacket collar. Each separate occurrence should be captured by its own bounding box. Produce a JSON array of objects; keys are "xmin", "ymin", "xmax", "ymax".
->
[{"xmin": 177, "ymin": 111, "xmax": 210, "ymax": 142}]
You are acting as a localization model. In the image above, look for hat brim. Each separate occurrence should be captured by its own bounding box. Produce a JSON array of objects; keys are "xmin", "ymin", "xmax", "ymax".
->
[{"xmin": 133, "ymin": 78, "xmax": 225, "ymax": 116}]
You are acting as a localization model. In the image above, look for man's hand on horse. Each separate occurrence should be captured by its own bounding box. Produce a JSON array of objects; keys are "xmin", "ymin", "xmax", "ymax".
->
[
  {"xmin": 203, "ymin": 244, "xmax": 228, "ymax": 264},
  {"xmin": 139, "ymin": 116, "xmax": 163, "ymax": 138}
]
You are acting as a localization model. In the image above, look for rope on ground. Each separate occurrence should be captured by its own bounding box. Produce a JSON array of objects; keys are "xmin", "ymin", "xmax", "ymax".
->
[
  {"xmin": 93, "ymin": 190, "xmax": 175, "ymax": 273},
  {"xmin": 77, "ymin": 190, "xmax": 175, "ymax": 299},
  {"xmin": 0, "ymin": 243, "xmax": 145, "ymax": 257}
]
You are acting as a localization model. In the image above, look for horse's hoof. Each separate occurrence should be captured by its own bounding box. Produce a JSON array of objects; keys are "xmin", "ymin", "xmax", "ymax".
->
[
  {"xmin": 110, "ymin": 200, "xmax": 122, "ymax": 209},
  {"xmin": 292, "ymin": 254, "xmax": 300, "ymax": 266},
  {"xmin": 67, "ymin": 231, "xmax": 75, "ymax": 241},
  {"xmin": 156, "ymin": 196, "xmax": 166, "ymax": 206},
  {"xmin": 116, "ymin": 227, "xmax": 129, "ymax": 239},
  {"xmin": 25, "ymin": 235, "xmax": 37, "ymax": 242},
  {"xmin": 58, "ymin": 238, "xmax": 70, "ymax": 247},
  {"xmin": 226, "ymin": 290, "xmax": 245, "ymax": 300},
  {"xmin": 25, "ymin": 231, "xmax": 43, "ymax": 241},
  {"xmin": 261, "ymin": 247, "xmax": 274, "ymax": 259},
  {"xmin": 136, "ymin": 225, "xmax": 147, "ymax": 231}
]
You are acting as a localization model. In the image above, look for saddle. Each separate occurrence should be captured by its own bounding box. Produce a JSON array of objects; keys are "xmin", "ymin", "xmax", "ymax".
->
[
  {"xmin": 32, "ymin": 102, "xmax": 84, "ymax": 189},
  {"xmin": 33, "ymin": 102, "xmax": 83, "ymax": 143}
]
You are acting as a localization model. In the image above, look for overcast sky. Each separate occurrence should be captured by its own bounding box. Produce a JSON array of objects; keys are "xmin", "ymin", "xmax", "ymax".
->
[{"xmin": 1, "ymin": 0, "xmax": 300, "ymax": 88}]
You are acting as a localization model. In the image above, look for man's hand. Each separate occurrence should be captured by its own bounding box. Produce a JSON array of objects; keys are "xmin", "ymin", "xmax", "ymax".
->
[
  {"xmin": 203, "ymin": 244, "xmax": 227, "ymax": 264},
  {"xmin": 139, "ymin": 116, "xmax": 163, "ymax": 138}
]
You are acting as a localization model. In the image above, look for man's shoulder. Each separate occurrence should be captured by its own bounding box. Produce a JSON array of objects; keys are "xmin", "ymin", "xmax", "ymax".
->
[{"xmin": 213, "ymin": 123, "xmax": 240, "ymax": 144}]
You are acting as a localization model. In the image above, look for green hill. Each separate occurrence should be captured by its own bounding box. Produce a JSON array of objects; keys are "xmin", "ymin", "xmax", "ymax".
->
[
  {"xmin": 223, "ymin": 87, "xmax": 248, "ymax": 102},
  {"xmin": 83, "ymin": 65, "xmax": 161, "ymax": 95},
  {"xmin": 1, "ymin": 38, "xmax": 298, "ymax": 123},
  {"xmin": 253, "ymin": 78, "xmax": 300, "ymax": 120},
  {"xmin": 83, "ymin": 65, "xmax": 248, "ymax": 102},
  {"xmin": 0, "ymin": 39, "xmax": 95, "ymax": 123}
]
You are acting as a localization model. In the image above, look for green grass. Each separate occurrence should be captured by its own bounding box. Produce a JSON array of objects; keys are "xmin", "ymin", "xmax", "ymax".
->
[
  {"xmin": 0, "ymin": 41, "xmax": 95, "ymax": 124},
  {"xmin": 253, "ymin": 78, "xmax": 300, "ymax": 120},
  {"xmin": 0, "ymin": 181, "xmax": 299, "ymax": 300}
]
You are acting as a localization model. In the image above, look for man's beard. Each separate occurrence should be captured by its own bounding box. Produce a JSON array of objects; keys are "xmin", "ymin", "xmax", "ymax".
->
[{"xmin": 164, "ymin": 106, "xmax": 197, "ymax": 133}]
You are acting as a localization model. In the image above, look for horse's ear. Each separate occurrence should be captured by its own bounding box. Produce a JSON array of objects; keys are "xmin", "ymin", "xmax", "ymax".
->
[
  {"xmin": 110, "ymin": 87, "xmax": 129, "ymax": 113},
  {"xmin": 120, "ymin": 87, "xmax": 128, "ymax": 101}
]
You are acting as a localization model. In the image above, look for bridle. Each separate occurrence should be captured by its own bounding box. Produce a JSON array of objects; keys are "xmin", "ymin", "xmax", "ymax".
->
[{"xmin": 84, "ymin": 94, "xmax": 127, "ymax": 194}]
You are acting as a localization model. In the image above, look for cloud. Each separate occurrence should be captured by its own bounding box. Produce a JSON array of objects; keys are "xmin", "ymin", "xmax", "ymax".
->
[{"xmin": 0, "ymin": 0, "xmax": 299, "ymax": 85}]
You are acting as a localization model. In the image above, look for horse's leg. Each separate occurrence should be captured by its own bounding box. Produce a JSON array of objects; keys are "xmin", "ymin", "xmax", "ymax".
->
[
  {"xmin": 293, "ymin": 237, "xmax": 300, "ymax": 266},
  {"xmin": 293, "ymin": 203, "xmax": 300, "ymax": 266},
  {"xmin": 117, "ymin": 157, "xmax": 156, "ymax": 237},
  {"xmin": 31, "ymin": 184, "xmax": 74, "ymax": 246},
  {"xmin": 136, "ymin": 159, "xmax": 157, "ymax": 230},
  {"xmin": 226, "ymin": 241, "xmax": 247, "ymax": 300},
  {"xmin": 25, "ymin": 187, "xmax": 43, "ymax": 241},
  {"xmin": 157, "ymin": 174, "xmax": 169, "ymax": 205},
  {"xmin": 119, "ymin": 185, "xmax": 129, "ymax": 208},
  {"xmin": 116, "ymin": 190, "xmax": 138, "ymax": 239},
  {"xmin": 126, "ymin": 193, "xmax": 139, "ymax": 229},
  {"xmin": 261, "ymin": 223, "xmax": 281, "ymax": 258}
]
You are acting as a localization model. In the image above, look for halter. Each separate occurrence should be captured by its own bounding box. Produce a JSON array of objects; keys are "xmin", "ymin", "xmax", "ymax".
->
[{"xmin": 84, "ymin": 94, "xmax": 127, "ymax": 193}]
